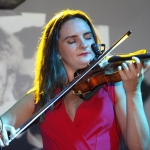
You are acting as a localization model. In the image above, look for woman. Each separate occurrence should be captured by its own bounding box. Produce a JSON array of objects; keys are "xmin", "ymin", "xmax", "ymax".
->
[{"xmin": 0, "ymin": 9, "xmax": 149, "ymax": 150}]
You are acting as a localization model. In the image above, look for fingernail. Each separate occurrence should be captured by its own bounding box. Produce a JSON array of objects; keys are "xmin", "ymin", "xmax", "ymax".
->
[
  {"xmin": 5, "ymin": 142, "xmax": 9, "ymax": 146},
  {"xmin": 122, "ymin": 62, "xmax": 128, "ymax": 70},
  {"xmin": 132, "ymin": 56, "xmax": 140, "ymax": 64},
  {"xmin": 118, "ymin": 66, "xmax": 122, "ymax": 70},
  {"xmin": 4, "ymin": 140, "xmax": 9, "ymax": 146},
  {"xmin": 0, "ymin": 143, "xmax": 4, "ymax": 147},
  {"xmin": 127, "ymin": 61, "xmax": 132, "ymax": 65}
]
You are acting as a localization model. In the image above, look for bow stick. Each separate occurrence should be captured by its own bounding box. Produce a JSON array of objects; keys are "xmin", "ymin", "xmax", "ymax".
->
[{"xmin": 9, "ymin": 30, "xmax": 132, "ymax": 142}]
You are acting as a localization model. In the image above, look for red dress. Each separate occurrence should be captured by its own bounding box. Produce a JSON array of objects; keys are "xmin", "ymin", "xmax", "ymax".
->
[{"xmin": 39, "ymin": 84, "xmax": 120, "ymax": 150}]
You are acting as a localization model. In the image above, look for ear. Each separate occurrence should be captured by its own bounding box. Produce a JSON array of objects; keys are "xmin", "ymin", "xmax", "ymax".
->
[{"xmin": 57, "ymin": 53, "xmax": 61, "ymax": 60}]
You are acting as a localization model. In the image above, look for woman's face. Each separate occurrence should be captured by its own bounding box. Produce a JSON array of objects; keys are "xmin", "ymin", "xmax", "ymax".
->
[{"xmin": 58, "ymin": 18, "xmax": 95, "ymax": 74}]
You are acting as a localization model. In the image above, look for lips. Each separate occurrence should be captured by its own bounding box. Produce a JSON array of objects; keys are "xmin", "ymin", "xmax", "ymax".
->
[{"xmin": 78, "ymin": 52, "xmax": 90, "ymax": 56}]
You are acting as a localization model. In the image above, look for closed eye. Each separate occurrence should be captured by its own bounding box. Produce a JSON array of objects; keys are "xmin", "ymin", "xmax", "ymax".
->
[
  {"xmin": 85, "ymin": 36, "xmax": 92, "ymax": 40},
  {"xmin": 84, "ymin": 32, "xmax": 93, "ymax": 40},
  {"xmin": 68, "ymin": 40, "xmax": 75, "ymax": 44}
]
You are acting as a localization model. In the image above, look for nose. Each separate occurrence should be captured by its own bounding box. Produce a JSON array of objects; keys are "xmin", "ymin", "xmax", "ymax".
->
[{"xmin": 79, "ymin": 38, "xmax": 88, "ymax": 50}]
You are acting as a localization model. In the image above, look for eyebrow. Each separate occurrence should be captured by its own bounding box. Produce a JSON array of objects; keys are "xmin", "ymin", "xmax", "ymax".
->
[{"xmin": 63, "ymin": 31, "xmax": 92, "ymax": 41}]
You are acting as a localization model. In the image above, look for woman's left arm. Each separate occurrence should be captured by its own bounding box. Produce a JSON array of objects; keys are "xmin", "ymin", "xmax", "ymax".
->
[{"xmin": 114, "ymin": 57, "xmax": 150, "ymax": 150}]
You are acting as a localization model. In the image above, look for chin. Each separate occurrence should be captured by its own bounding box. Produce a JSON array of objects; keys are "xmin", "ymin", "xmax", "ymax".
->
[{"xmin": 78, "ymin": 63, "xmax": 90, "ymax": 69}]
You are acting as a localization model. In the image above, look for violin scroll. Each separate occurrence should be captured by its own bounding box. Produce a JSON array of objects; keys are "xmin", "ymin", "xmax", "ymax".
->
[{"xmin": 91, "ymin": 43, "xmax": 105, "ymax": 58}]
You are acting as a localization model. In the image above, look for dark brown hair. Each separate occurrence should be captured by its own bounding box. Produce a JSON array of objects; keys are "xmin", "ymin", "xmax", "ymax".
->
[{"xmin": 32, "ymin": 9, "xmax": 101, "ymax": 121}]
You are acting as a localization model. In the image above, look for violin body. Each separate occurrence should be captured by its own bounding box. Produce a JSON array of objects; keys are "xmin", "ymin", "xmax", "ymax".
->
[{"xmin": 72, "ymin": 49, "xmax": 150, "ymax": 95}]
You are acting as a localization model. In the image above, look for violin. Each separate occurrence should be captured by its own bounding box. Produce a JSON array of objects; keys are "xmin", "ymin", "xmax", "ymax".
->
[
  {"xmin": 8, "ymin": 30, "xmax": 149, "ymax": 142},
  {"xmin": 72, "ymin": 49, "xmax": 150, "ymax": 99}
]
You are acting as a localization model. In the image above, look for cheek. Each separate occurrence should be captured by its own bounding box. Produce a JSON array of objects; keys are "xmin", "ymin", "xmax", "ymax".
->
[
  {"xmin": 59, "ymin": 48, "xmax": 77, "ymax": 67},
  {"xmin": 59, "ymin": 44, "xmax": 76, "ymax": 58},
  {"xmin": 61, "ymin": 50, "xmax": 75, "ymax": 62}
]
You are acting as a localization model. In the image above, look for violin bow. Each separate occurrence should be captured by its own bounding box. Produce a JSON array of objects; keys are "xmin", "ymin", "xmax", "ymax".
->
[{"xmin": 9, "ymin": 30, "xmax": 132, "ymax": 142}]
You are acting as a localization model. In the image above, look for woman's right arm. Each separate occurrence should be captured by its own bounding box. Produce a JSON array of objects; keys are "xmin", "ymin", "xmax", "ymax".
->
[{"xmin": 0, "ymin": 91, "xmax": 35, "ymax": 147}]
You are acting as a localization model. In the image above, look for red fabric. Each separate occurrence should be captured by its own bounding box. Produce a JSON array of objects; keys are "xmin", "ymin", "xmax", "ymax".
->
[{"xmin": 39, "ymin": 84, "xmax": 120, "ymax": 150}]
